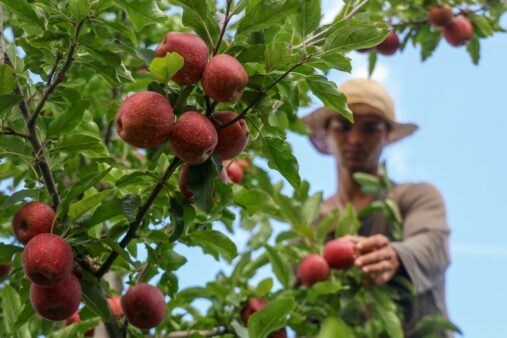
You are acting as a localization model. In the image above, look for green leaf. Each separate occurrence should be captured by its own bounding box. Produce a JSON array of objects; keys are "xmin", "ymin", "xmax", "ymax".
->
[
  {"xmin": 170, "ymin": 0, "xmax": 220, "ymax": 47},
  {"xmin": 51, "ymin": 134, "xmax": 109, "ymax": 157},
  {"xmin": 307, "ymin": 280, "xmax": 342, "ymax": 298},
  {"xmin": 306, "ymin": 49, "xmax": 351, "ymax": 73},
  {"xmin": 262, "ymin": 136, "xmax": 301, "ymax": 189},
  {"xmin": 160, "ymin": 246, "xmax": 188, "ymax": 271},
  {"xmin": 368, "ymin": 51, "xmax": 377, "ymax": 76},
  {"xmin": 369, "ymin": 287, "xmax": 403, "ymax": 338},
  {"xmin": 324, "ymin": 20, "xmax": 388, "ymax": 52},
  {"xmin": 233, "ymin": 186, "xmax": 278, "ymax": 216},
  {"xmin": 12, "ymin": 303, "xmax": 35, "ymax": 331},
  {"xmin": 265, "ymin": 41, "xmax": 294, "ymax": 71},
  {"xmin": 68, "ymin": 0, "xmax": 91, "ymax": 21},
  {"xmin": 0, "ymin": 95, "xmax": 23, "ymax": 114},
  {"xmin": 120, "ymin": 194, "xmax": 141, "ymax": 223},
  {"xmin": 296, "ymin": 0, "xmax": 321, "ymax": 37},
  {"xmin": 317, "ymin": 317, "xmax": 354, "ymax": 338},
  {"xmin": 1, "ymin": 285, "xmax": 31, "ymax": 338},
  {"xmin": 248, "ymin": 297, "xmax": 296, "ymax": 338},
  {"xmin": 117, "ymin": 0, "xmax": 165, "ymax": 31},
  {"xmin": 169, "ymin": 197, "xmax": 186, "ymax": 242},
  {"xmin": 466, "ymin": 35, "xmax": 480, "ymax": 65},
  {"xmin": 353, "ymin": 172, "xmax": 381, "ymax": 194},
  {"xmin": 69, "ymin": 189, "xmax": 114, "ymax": 223},
  {"xmin": 316, "ymin": 209, "xmax": 339, "ymax": 243},
  {"xmin": 47, "ymin": 100, "xmax": 89, "ymax": 138},
  {"xmin": 102, "ymin": 237, "xmax": 135, "ymax": 266},
  {"xmin": 85, "ymin": 199, "xmax": 123, "ymax": 227},
  {"xmin": 0, "ymin": 189, "xmax": 39, "ymax": 210},
  {"xmin": 149, "ymin": 53, "xmax": 185, "ymax": 84},
  {"xmin": 236, "ymin": 0, "xmax": 303, "ymax": 36},
  {"xmin": 264, "ymin": 245, "xmax": 291, "ymax": 289},
  {"xmin": 303, "ymin": 191, "xmax": 322, "ymax": 225},
  {"xmin": 0, "ymin": 64, "xmax": 16, "ymax": 95},
  {"xmin": 256, "ymin": 278, "xmax": 273, "ymax": 296},
  {"xmin": 1, "ymin": 0, "xmax": 46, "ymax": 31},
  {"xmin": 335, "ymin": 203, "xmax": 360, "ymax": 237},
  {"xmin": 414, "ymin": 314, "xmax": 462, "ymax": 336},
  {"xmin": 81, "ymin": 271, "xmax": 113, "ymax": 322},
  {"xmin": 182, "ymin": 230, "xmax": 238, "ymax": 262},
  {"xmin": 305, "ymin": 74, "xmax": 353, "ymax": 122},
  {"xmin": 0, "ymin": 243, "xmax": 23, "ymax": 263},
  {"xmin": 187, "ymin": 160, "xmax": 217, "ymax": 213}
]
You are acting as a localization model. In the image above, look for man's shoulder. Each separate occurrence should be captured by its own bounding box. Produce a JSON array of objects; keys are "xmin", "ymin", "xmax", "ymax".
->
[{"xmin": 391, "ymin": 181, "xmax": 445, "ymax": 207}]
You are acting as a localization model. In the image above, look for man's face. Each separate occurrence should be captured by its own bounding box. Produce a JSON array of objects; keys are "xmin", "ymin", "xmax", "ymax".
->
[{"xmin": 325, "ymin": 113, "xmax": 390, "ymax": 173}]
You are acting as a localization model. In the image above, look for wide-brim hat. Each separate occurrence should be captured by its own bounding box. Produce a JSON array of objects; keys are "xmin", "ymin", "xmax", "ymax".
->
[{"xmin": 302, "ymin": 78, "xmax": 418, "ymax": 155}]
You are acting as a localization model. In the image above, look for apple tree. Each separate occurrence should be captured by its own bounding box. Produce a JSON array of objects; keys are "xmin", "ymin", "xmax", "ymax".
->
[{"xmin": 0, "ymin": 0, "xmax": 504, "ymax": 337}]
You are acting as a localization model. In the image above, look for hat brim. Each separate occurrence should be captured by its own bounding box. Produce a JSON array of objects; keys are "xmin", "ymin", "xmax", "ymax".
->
[{"xmin": 302, "ymin": 107, "xmax": 418, "ymax": 155}]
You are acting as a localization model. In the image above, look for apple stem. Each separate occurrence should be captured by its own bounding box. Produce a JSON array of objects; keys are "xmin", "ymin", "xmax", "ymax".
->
[
  {"xmin": 173, "ymin": 85, "xmax": 195, "ymax": 115},
  {"xmin": 95, "ymin": 157, "xmax": 183, "ymax": 278}
]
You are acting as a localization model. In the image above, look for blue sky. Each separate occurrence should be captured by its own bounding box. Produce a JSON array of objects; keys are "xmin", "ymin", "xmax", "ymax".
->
[{"xmin": 176, "ymin": 2, "xmax": 507, "ymax": 337}]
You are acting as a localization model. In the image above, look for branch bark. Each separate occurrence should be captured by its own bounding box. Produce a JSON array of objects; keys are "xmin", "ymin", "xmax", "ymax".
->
[
  {"xmin": 95, "ymin": 157, "xmax": 183, "ymax": 278},
  {"xmin": 0, "ymin": 4, "xmax": 5, "ymax": 64},
  {"xmin": 213, "ymin": 0, "xmax": 233, "ymax": 56}
]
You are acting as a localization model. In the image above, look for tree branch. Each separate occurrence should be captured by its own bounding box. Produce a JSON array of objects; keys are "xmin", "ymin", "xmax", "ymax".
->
[
  {"xmin": 29, "ymin": 19, "xmax": 86, "ymax": 127},
  {"xmin": 0, "ymin": 127, "xmax": 30, "ymax": 140},
  {"xmin": 213, "ymin": 0, "xmax": 233, "ymax": 56},
  {"xmin": 0, "ymin": 4, "xmax": 5, "ymax": 64},
  {"xmin": 95, "ymin": 157, "xmax": 183, "ymax": 278},
  {"xmin": 218, "ymin": 55, "xmax": 310, "ymax": 130}
]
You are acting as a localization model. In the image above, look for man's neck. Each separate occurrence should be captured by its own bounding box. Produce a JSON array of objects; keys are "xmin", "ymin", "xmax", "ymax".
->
[{"xmin": 336, "ymin": 163, "xmax": 378, "ymax": 203}]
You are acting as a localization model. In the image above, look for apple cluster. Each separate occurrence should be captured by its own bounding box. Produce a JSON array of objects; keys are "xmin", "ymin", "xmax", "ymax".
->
[
  {"xmin": 298, "ymin": 239, "xmax": 356, "ymax": 287},
  {"xmin": 241, "ymin": 298, "xmax": 287, "ymax": 338},
  {"xmin": 116, "ymin": 32, "xmax": 251, "ymax": 198},
  {"xmin": 429, "ymin": 5, "xmax": 474, "ymax": 47},
  {"xmin": 8, "ymin": 201, "xmax": 167, "ymax": 330}
]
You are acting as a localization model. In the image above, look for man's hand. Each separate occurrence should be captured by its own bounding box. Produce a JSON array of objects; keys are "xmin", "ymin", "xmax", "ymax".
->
[{"xmin": 352, "ymin": 234, "xmax": 400, "ymax": 285}]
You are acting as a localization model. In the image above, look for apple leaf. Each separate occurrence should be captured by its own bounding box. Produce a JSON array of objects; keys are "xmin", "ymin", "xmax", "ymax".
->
[
  {"xmin": 68, "ymin": 0, "xmax": 90, "ymax": 21},
  {"xmin": 324, "ymin": 20, "xmax": 388, "ymax": 52},
  {"xmin": 317, "ymin": 317, "xmax": 354, "ymax": 338},
  {"xmin": 149, "ymin": 52, "xmax": 185, "ymax": 84},
  {"xmin": 262, "ymin": 136, "xmax": 301, "ymax": 189},
  {"xmin": 0, "ymin": 95, "xmax": 23, "ymax": 114},
  {"xmin": 47, "ymin": 100, "xmax": 89, "ymax": 138},
  {"xmin": 1, "ymin": 285, "xmax": 31, "ymax": 338},
  {"xmin": 0, "ymin": 243, "xmax": 22, "ymax": 264},
  {"xmin": 264, "ymin": 245, "xmax": 291, "ymax": 289},
  {"xmin": 117, "ymin": 0, "xmax": 165, "ymax": 31},
  {"xmin": 120, "ymin": 194, "xmax": 141, "ymax": 223},
  {"xmin": 307, "ymin": 280, "xmax": 342, "ymax": 298},
  {"xmin": 187, "ymin": 160, "xmax": 216, "ymax": 213},
  {"xmin": 0, "ymin": 64, "xmax": 16, "ymax": 95},
  {"xmin": 248, "ymin": 297, "xmax": 296, "ymax": 338},
  {"xmin": 305, "ymin": 74, "xmax": 353, "ymax": 122},
  {"xmin": 181, "ymin": 230, "xmax": 238, "ymax": 262}
]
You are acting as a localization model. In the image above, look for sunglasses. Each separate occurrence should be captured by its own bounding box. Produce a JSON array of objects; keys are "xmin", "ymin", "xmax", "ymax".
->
[{"xmin": 326, "ymin": 118, "xmax": 391, "ymax": 134}]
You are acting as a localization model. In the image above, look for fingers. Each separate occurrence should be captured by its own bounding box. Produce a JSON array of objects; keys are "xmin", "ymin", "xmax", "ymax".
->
[
  {"xmin": 355, "ymin": 234, "xmax": 389, "ymax": 254},
  {"xmin": 363, "ymin": 271, "xmax": 392, "ymax": 286},
  {"xmin": 360, "ymin": 259, "xmax": 392, "ymax": 274},
  {"xmin": 354, "ymin": 246, "xmax": 392, "ymax": 268},
  {"xmin": 341, "ymin": 235, "xmax": 365, "ymax": 244}
]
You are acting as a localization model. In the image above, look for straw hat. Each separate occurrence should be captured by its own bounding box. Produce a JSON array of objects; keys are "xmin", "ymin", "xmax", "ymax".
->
[{"xmin": 302, "ymin": 78, "xmax": 418, "ymax": 154}]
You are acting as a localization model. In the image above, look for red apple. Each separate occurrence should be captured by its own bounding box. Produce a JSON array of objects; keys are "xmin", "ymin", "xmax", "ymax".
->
[
  {"xmin": 241, "ymin": 297, "xmax": 267, "ymax": 324},
  {"xmin": 65, "ymin": 311, "xmax": 94, "ymax": 337},
  {"xmin": 31, "ymin": 274, "xmax": 81, "ymax": 321},
  {"xmin": 443, "ymin": 16, "xmax": 474, "ymax": 47},
  {"xmin": 23, "ymin": 233, "xmax": 74, "ymax": 287},
  {"xmin": 376, "ymin": 31, "xmax": 400, "ymax": 56},
  {"xmin": 12, "ymin": 201, "xmax": 56, "ymax": 244},
  {"xmin": 202, "ymin": 54, "xmax": 248, "ymax": 102},
  {"xmin": 108, "ymin": 294, "xmax": 123, "ymax": 319},
  {"xmin": 429, "ymin": 5, "xmax": 454, "ymax": 28},
  {"xmin": 212, "ymin": 111, "xmax": 249, "ymax": 160},
  {"xmin": 169, "ymin": 111, "xmax": 218, "ymax": 164},
  {"xmin": 0, "ymin": 262, "xmax": 12, "ymax": 279},
  {"xmin": 121, "ymin": 283, "xmax": 167, "ymax": 329},
  {"xmin": 116, "ymin": 91, "xmax": 174, "ymax": 148},
  {"xmin": 298, "ymin": 254, "xmax": 330, "ymax": 287},
  {"xmin": 154, "ymin": 32, "xmax": 209, "ymax": 85},
  {"xmin": 323, "ymin": 239, "xmax": 356, "ymax": 270},
  {"xmin": 271, "ymin": 328, "xmax": 288, "ymax": 338},
  {"xmin": 225, "ymin": 161, "xmax": 244, "ymax": 184}
]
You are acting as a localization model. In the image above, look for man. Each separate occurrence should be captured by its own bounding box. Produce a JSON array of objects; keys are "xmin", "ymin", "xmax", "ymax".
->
[{"xmin": 302, "ymin": 78, "xmax": 452, "ymax": 337}]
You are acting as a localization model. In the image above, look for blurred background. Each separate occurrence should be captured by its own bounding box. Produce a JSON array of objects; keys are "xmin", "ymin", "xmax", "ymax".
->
[{"xmin": 173, "ymin": 1, "xmax": 507, "ymax": 338}]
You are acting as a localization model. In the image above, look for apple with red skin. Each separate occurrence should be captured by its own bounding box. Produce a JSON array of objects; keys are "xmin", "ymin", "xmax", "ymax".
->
[
  {"xmin": 376, "ymin": 31, "xmax": 400, "ymax": 56},
  {"xmin": 23, "ymin": 233, "xmax": 74, "ymax": 287},
  {"xmin": 179, "ymin": 162, "xmax": 229, "ymax": 200},
  {"xmin": 323, "ymin": 239, "xmax": 356, "ymax": 270},
  {"xmin": 31, "ymin": 274, "xmax": 81, "ymax": 321},
  {"xmin": 65, "ymin": 311, "xmax": 94, "ymax": 337},
  {"xmin": 0, "ymin": 262, "xmax": 12, "ymax": 279},
  {"xmin": 202, "ymin": 54, "xmax": 248, "ymax": 102},
  {"xmin": 12, "ymin": 201, "xmax": 56, "ymax": 244},
  {"xmin": 212, "ymin": 111, "xmax": 249, "ymax": 160},
  {"xmin": 429, "ymin": 5, "xmax": 454, "ymax": 28},
  {"xmin": 298, "ymin": 254, "xmax": 330, "ymax": 287},
  {"xmin": 169, "ymin": 111, "xmax": 218, "ymax": 164},
  {"xmin": 224, "ymin": 161, "xmax": 244, "ymax": 184},
  {"xmin": 108, "ymin": 294, "xmax": 123, "ymax": 319},
  {"xmin": 443, "ymin": 16, "xmax": 474, "ymax": 47},
  {"xmin": 121, "ymin": 283, "xmax": 167, "ymax": 329},
  {"xmin": 241, "ymin": 297, "xmax": 267, "ymax": 324},
  {"xmin": 116, "ymin": 91, "xmax": 174, "ymax": 148},
  {"xmin": 154, "ymin": 32, "xmax": 209, "ymax": 85}
]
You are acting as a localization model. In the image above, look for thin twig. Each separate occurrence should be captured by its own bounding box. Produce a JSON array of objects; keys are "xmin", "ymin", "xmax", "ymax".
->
[
  {"xmin": 0, "ymin": 127, "xmax": 30, "ymax": 140},
  {"xmin": 213, "ymin": 0, "xmax": 234, "ymax": 56},
  {"xmin": 29, "ymin": 19, "xmax": 86, "ymax": 127},
  {"xmin": 218, "ymin": 55, "xmax": 311, "ymax": 130},
  {"xmin": 95, "ymin": 157, "xmax": 183, "ymax": 278}
]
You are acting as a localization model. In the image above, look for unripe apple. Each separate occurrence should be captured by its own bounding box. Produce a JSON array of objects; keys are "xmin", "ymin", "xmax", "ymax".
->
[
  {"xmin": 179, "ymin": 162, "xmax": 229, "ymax": 200},
  {"xmin": 0, "ymin": 262, "xmax": 12, "ymax": 279},
  {"xmin": 121, "ymin": 283, "xmax": 167, "ymax": 330},
  {"xmin": 241, "ymin": 297, "xmax": 267, "ymax": 324},
  {"xmin": 202, "ymin": 54, "xmax": 248, "ymax": 102},
  {"xmin": 31, "ymin": 274, "xmax": 81, "ymax": 321},
  {"xmin": 116, "ymin": 91, "xmax": 174, "ymax": 148},
  {"xmin": 169, "ymin": 111, "xmax": 218, "ymax": 164},
  {"xmin": 225, "ymin": 161, "xmax": 244, "ymax": 184},
  {"xmin": 323, "ymin": 239, "xmax": 356, "ymax": 270},
  {"xmin": 429, "ymin": 5, "xmax": 454, "ymax": 28},
  {"xmin": 443, "ymin": 16, "xmax": 474, "ymax": 47},
  {"xmin": 298, "ymin": 254, "xmax": 330, "ymax": 287},
  {"xmin": 108, "ymin": 294, "xmax": 123, "ymax": 319},
  {"xmin": 65, "ymin": 311, "xmax": 94, "ymax": 337},
  {"xmin": 376, "ymin": 31, "xmax": 400, "ymax": 56},
  {"xmin": 212, "ymin": 111, "xmax": 249, "ymax": 160},
  {"xmin": 154, "ymin": 32, "xmax": 209, "ymax": 85},
  {"xmin": 12, "ymin": 201, "xmax": 56, "ymax": 244},
  {"xmin": 23, "ymin": 233, "xmax": 73, "ymax": 287}
]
